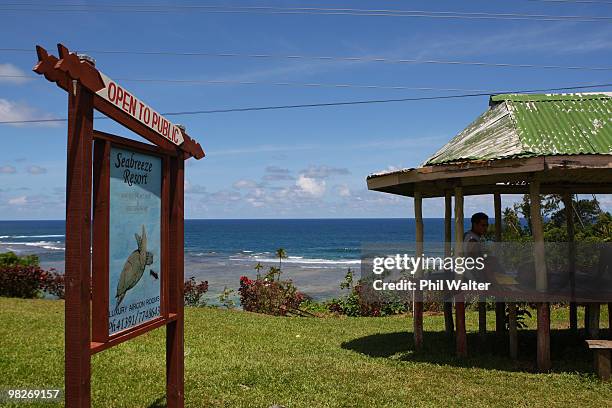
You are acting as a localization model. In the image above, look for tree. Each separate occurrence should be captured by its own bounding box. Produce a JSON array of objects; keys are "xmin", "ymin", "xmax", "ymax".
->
[
  {"xmin": 504, "ymin": 193, "xmax": 609, "ymax": 242},
  {"xmin": 276, "ymin": 248, "xmax": 287, "ymax": 277},
  {"xmin": 501, "ymin": 206, "xmax": 525, "ymax": 242},
  {"xmin": 549, "ymin": 195, "xmax": 601, "ymax": 229},
  {"xmin": 265, "ymin": 266, "xmax": 281, "ymax": 281},
  {"xmin": 254, "ymin": 262, "xmax": 264, "ymax": 279}
]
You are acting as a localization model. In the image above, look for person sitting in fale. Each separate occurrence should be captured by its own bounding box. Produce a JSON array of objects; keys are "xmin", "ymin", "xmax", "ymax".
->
[{"xmin": 463, "ymin": 212, "xmax": 517, "ymax": 286}]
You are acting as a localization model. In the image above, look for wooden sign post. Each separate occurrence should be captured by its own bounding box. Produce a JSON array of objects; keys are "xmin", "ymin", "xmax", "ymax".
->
[{"xmin": 33, "ymin": 43, "xmax": 205, "ymax": 408}]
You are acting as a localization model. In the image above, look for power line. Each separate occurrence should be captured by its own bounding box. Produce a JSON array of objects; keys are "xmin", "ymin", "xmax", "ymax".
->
[
  {"xmin": 2, "ymin": 74, "xmax": 596, "ymax": 92},
  {"xmin": 1, "ymin": 4, "xmax": 612, "ymax": 22},
  {"xmin": 2, "ymin": 48, "xmax": 612, "ymax": 72},
  {"xmin": 9, "ymin": 0, "xmax": 602, "ymax": 5},
  {"xmin": 525, "ymin": 0, "xmax": 612, "ymax": 4},
  {"xmin": 1, "ymin": 83, "xmax": 611, "ymax": 125}
]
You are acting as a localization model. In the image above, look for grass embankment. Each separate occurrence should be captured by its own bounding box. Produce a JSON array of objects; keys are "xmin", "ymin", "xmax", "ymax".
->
[{"xmin": 0, "ymin": 298, "xmax": 610, "ymax": 407}]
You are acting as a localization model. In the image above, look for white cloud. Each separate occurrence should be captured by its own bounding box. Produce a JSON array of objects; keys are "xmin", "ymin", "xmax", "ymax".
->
[
  {"xmin": 263, "ymin": 166, "xmax": 294, "ymax": 181},
  {"xmin": 246, "ymin": 197, "xmax": 265, "ymax": 207},
  {"xmin": 184, "ymin": 180, "xmax": 207, "ymax": 194},
  {"xmin": 296, "ymin": 175, "xmax": 326, "ymax": 197},
  {"xmin": 1, "ymin": 194, "xmax": 64, "ymax": 217},
  {"xmin": 263, "ymin": 173, "xmax": 294, "ymax": 181},
  {"xmin": 209, "ymin": 190, "xmax": 242, "ymax": 202},
  {"xmin": 383, "ymin": 165, "xmax": 402, "ymax": 172},
  {"xmin": 0, "ymin": 165, "xmax": 16, "ymax": 174},
  {"xmin": 301, "ymin": 165, "xmax": 350, "ymax": 179},
  {"xmin": 233, "ymin": 179, "xmax": 258, "ymax": 189},
  {"xmin": 337, "ymin": 184, "xmax": 351, "ymax": 197},
  {"xmin": 8, "ymin": 196, "xmax": 27, "ymax": 205},
  {"xmin": 265, "ymin": 165, "xmax": 290, "ymax": 174},
  {"xmin": 0, "ymin": 63, "xmax": 30, "ymax": 85},
  {"xmin": 26, "ymin": 165, "xmax": 47, "ymax": 175},
  {"xmin": 0, "ymin": 99, "xmax": 59, "ymax": 127}
]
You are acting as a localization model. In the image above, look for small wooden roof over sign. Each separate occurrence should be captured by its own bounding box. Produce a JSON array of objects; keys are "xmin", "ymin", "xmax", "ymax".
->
[
  {"xmin": 367, "ymin": 93, "xmax": 612, "ymax": 198},
  {"xmin": 33, "ymin": 43, "xmax": 205, "ymax": 160}
]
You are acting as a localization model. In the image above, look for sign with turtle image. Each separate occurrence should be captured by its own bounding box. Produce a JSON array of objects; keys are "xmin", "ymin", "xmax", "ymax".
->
[
  {"xmin": 108, "ymin": 146, "xmax": 162, "ymax": 335},
  {"xmin": 33, "ymin": 44, "xmax": 205, "ymax": 407}
]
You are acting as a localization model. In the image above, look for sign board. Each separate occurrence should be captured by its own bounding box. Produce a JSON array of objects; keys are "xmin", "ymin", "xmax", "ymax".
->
[
  {"xmin": 97, "ymin": 73, "xmax": 185, "ymax": 146},
  {"xmin": 108, "ymin": 146, "xmax": 163, "ymax": 335},
  {"xmin": 33, "ymin": 43, "xmax": 205, "ymax": 408}
]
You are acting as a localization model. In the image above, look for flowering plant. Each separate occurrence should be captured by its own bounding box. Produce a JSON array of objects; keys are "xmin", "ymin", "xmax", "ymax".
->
[
  {"xmin": 0, "ymin": 264, "xmax": 64, "ymax": 299},
  {"xmin": 238, "ymin": 269, "xmax": 304, "ymax": 316},
  {"xmin": 184, "ymin": 277, "xmax": 209, "ymax": 307}
]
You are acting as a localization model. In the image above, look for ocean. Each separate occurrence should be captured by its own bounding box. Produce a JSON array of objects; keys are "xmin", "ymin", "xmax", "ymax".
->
[{"xmin": 0, "ymin": 218, "xmax": 459, "ymax": 301}]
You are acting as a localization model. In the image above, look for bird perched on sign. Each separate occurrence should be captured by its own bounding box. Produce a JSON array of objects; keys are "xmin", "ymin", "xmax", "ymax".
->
[{"xmin": 115, "ymin": 224, "xmax": 154, "ymax": 309}]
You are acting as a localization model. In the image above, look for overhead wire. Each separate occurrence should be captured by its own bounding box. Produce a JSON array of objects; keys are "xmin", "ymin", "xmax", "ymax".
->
[
  {"xmin": 3, "ymin": 74, "xmax": 602, "ymax": 92},
  {"xmin": 0, "ymin": 4, "xmax": 611, "ymax": 21},
  {"xmin": 1, "ymin": 48, "xmax": 611, "ymax": 72},
  {"xmin": 1, "ymin": 82, "xmax": 611, "ymax": 125}
]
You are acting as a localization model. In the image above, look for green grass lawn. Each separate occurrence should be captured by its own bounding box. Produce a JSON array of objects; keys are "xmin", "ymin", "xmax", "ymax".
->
[{"xmin": 0, "ymin": 298, "xmax": 610, "ymax": 407}]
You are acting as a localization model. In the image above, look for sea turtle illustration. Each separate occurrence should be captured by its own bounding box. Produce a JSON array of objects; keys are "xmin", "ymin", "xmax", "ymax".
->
[{"xmin": 115, "ymin": 224, "xmax": 154, "ymax": 309}]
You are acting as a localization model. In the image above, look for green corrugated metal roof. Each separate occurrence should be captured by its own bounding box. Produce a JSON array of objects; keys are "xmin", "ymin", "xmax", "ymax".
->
[{"xmin": 424, "ymin": 92, "xmax": 612, "ymax": 165}]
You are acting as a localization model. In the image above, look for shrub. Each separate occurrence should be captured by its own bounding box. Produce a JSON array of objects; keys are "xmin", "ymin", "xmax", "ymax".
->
[
  {"xmin": 507, "ymin": 305, "xmax": 532, "ymax": 329},
  {"xmin": 0, "ymin": 251, "xmax": 65, "ymax": 299},
  {"xmin": 327, "ymin": 269, "xmax": 411, "ymax": 317},
  {"xmin": 184, "ymin": 277, "xmax": 209, "ymax": 307},
  {"xmin": 298, "ymin": 298, "xmax": 328, "ymax": 315},
  {"xmin": 218, "ymin": 286, "xmax": 236, "ymax": 309},
  {"xmin": 41, "ymin": 269, "xmax": 65, "ymax": 299},
  {"xmin": 0, "ymin": 251, "xmax": 39, "ymax": 267},
  {"xmin": 0, "ymin": 264, "xmax": 48, "ymax": 298},
  {"xmin": 238, "ymin": 271, "xmax": 305, "ymax": 316}
]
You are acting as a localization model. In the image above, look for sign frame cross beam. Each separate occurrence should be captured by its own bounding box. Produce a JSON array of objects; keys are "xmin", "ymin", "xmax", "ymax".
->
[{"xmin": 33, "ymin": 43, "xmax": 205, "ymax": 160}]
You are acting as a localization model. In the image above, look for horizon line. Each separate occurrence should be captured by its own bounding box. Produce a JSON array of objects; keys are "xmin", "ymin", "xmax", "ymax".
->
[{"xmin": 0, "ymin": 216, "xmax": 500, "ymax": 222}]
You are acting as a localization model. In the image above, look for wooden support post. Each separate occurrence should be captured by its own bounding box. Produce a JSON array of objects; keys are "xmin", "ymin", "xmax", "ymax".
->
[
  {"xmin": 609, "ymin": 303, "xmax": 612, "ymax": 340},
  {"xmin": 478, "ymin": 302, "xmax": 487, "ymax": 341},
  {"xmin": 536, "ymin": 302, "xmax": 551, "ymax": 371},
  {"xmin": 594, "ymin": 350, "xmax": 611, "ymax": 380},
  {"xmin": 413, "ymin": 192, "xmax": 424, "ymax": 351},
  {"xmin": 586, "ymin": 340, "xmax": 612, "ymax": 380},
  {"xmin": 64, "ymin": 80, "xmax": 94, "ymax": 408},
  {"xmin": 531, "ymin": 181, "xmax": 551, "ymax": 371},
  {"xmin": 588, "ymin": 304, "xmax": 601, "ymax": 339},
  {"xmin": 444, "ymin": 191, "xmax": 454, "ymax": 336},
  {"xmin": 494, "ymin": 192, "xmax": 502, "ymax": 243},
  {"xmin": 568, "ymin": 300, "xmax": 577, "ymax": 334},
  {"xmin": 454, "ymin": 186, "xmax": 467, "ymax": 357},
  {"xmin": 563, "ymin": 193, "xmax": 578, "ymax": 334},
  {"xmin": 475, "ymin": 194, "xmax": 491, "ymax": 341},
  {"xmin": 531, "ymin": 182, "xmax": 547, "ymax": 292},
  {"xmin": 456, "ymin": 300, "xmax": 467, "ymax": 357},
  {"xmin": 167, "ymin": 153, "xmax": 185, "ymax": 408},
  {"xmin": 92, "ymin": 139, "xmax": 110, "ymax": 345},
  {"xmin": 508, "ymin": 303, "xmax": 518, "ymax": 359},
  {"xmin": 494, "ymin": 193, "xmax": 506, "ymax": 339},
  {"xmin": 495, "ymin": 303, "xmax": 506, "ymax": 336},
  {"xmin": 585, "ymin": 304, "xmax": 591, "ymax": 333}
]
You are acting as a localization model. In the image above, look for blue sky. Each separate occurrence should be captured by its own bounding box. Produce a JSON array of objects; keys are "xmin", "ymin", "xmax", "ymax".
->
[{"xmin": 1, "ymin": 0, "xmax": 611, "ymax": 219}]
